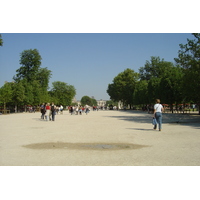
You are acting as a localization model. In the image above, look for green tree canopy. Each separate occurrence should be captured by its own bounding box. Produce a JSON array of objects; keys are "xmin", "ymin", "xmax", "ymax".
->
[
  {"xmin": 11, "ymin": 81, "xmax": 25, "ymax": 106},
  {"xmin": 14, "ymin": 49, "xmax": 42, "ymax": 82},
  {"xmin": 37, "ymin": 67, "xmax": 52, "ymax": 91},
  {"xmin": 107, "ymin": 68, "xmax": 139, "ymax": 108},
  {"xmin": 133, "ymin": 80, "xmax": 148, "ymax": 105},
  {"xmin": 81, "ymin": 96, "xmax": 93, "ymax": 106},
  {"xmin": 0, "ymin": 82, "xmax": 13, "ymax": 110},
  {"xmin": 139, "ymin": 56, "xmax": 174, "ymax": 81},
  {"xmin": 159, "ymin": 66, "xmax": 184, "ymax": 106},
  {"xmin": 91, "ymin": 98, "xmax": 97, "ymax": 106},
  {"xmin": 138, "ymin": 56, "xmax": 184, "ymax": 108},
  {"xmin": 175, "ymin": 33, "xmax": 200, "ymax": 113},
  {"xmin": 13, "ymin": 49, "xmax": 52, "ymax": 105},
  {"xmin": 49, "ymin": 81, "xmax": 76, "ymax": 106}
]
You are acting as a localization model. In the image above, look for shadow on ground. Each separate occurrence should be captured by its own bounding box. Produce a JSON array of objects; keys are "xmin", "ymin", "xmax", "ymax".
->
[
  {"xmin": 105, "ymin": 110, "xmax": 200, "ymax": 129},
  {"xmin": 126, "ymin": 128, "xmax": 154, "ymax": 131}
]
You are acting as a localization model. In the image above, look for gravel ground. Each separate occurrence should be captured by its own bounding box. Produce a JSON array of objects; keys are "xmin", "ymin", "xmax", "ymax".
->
[{"xmin": 1, "ymin": 110, "xmax": 200, "ymax": 166}]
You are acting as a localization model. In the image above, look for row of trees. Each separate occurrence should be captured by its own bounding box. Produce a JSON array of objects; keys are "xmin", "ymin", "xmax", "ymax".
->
[
  {"xmin": 107, "ymin": 33, "xmax": 200, "ymax": 114},
  {"xmin": 0, "ymin": 48, "xmax": 76, "ymax": 112}
]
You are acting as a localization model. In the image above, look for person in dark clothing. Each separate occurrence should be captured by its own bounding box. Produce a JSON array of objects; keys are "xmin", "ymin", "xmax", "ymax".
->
[
  {"xmin": 40, "ymin": 103, "xmax": 46, "ymax": 119},
  {"xmin": 70, "ymin": 106, "xmax": 74, "ymax": 115},
  {"xmin": 51, "ymin": 103, "xmax": 56, "ymax": 121}
]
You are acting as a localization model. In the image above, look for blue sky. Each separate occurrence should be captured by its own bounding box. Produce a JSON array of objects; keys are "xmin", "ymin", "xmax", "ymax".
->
[{"xmin": 0, "ymin": 33, "xmax": 195, "ymax": 100}]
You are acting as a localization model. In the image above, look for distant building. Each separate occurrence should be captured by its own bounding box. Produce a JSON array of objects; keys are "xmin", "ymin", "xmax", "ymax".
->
[
  {"xmin": 72, "ymin": 97, "xmax": 77, "ymax": 104},
  {"xmin": 97, "ymin": 99, "xmax": 107, "ymax": 107}
]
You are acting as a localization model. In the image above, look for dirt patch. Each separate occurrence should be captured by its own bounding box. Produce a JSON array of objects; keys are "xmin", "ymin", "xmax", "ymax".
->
[{"xmin": 23, "ymin": 142, "xmax": 149, "ymax": 151}]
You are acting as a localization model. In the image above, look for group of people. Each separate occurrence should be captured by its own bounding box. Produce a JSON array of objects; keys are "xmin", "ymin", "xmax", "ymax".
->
[
  {"xmin": 39, "ymin": 99, "xmax": 165, "ymax": 130},
  {"xmin": 68, "ymin": 105, "xmax": 90, "ymax": 115},
  {"xmin": 40, "ymin": 103, "xmax": 63, "ymax": 121},
  {"xmin": 27, "ymin": 106, "xmax": 37, "ymax": 113}
]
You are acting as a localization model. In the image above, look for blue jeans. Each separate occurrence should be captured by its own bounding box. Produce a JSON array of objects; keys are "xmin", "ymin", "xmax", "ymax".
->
[
  {"xmin": 154, "ymin": 112, "xmax": 162, "ymax": 130},
  {"xmin": 52, "ymin": 111, "xmax": 56, "ymax": 121}
]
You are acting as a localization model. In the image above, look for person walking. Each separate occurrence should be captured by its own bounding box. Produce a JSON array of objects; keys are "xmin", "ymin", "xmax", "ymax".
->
[
  {"xmin": 75, "ymin": 106, "xmax": 78, "ymax": 115},
  {"xmin": 45, "ymin": 103, "xmax": 51, "ymax": 121},
  {"xmin": 60, "ymin": 105, "xmax": 63, "ymax": 114},
  {"xmin": 70, "ymin": 106, "xmax": 74, "ymax": 115},
  {"xmin": 40, "ymin": 103, "xmax": 45, "ymax": 120},
  {"xmin": 79, "ymin": 106, "xmax": 82, "ymax": 115},
  {"xmin": 153, "ymin": 99, "xmax": 164, "ymax": 131},
  {"xmin": 51, "ymin": 103, "xmax": 56, "ymax": 121},
  {"xmin": 85, "ymin": 105, "xmax": 90, "ymax": 115}
]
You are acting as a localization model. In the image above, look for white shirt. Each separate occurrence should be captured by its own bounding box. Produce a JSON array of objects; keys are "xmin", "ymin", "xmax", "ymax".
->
[{"xmin": 154, "ymin": 103, "xmax": 163, "ymax": 113}]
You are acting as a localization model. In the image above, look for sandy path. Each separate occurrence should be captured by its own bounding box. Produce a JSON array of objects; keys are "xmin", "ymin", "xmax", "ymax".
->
[{"xmin": 0, "ymin": 110, "xmax": 200, "ymax": 166}]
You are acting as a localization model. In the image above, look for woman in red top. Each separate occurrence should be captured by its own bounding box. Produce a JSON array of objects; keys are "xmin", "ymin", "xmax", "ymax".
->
[{"xmin": 45, "ymin": 103, "xmax": 51, "ymax": 121}]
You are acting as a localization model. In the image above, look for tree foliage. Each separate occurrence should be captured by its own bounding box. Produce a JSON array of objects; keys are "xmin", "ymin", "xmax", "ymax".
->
[
  {"xmin": 136, "ymin": 57, "xmax": 184, "ymax": 106},
  {"xmin": 0, "ymin": 82, "xmax": 13, "ymax": 110},
  {"xmin": 13, "ymin": 49, "xmax": 52, "ymax": 106},
  {"xmin": 107, "ymin": 68, "xmax": 139, "ymax": 108},
  {"xmin": 133, "ymin": 80, "xmax": 148, "ymax": 105},
  {"xmin": 49, "ymin": 81, "xmax": 76, "ymax": 106},
  {"xmin": 11, "ymin": 81, "xmax": 25, "ymax": 106},
  {"xmin": 175, "ymin": 33, "xmax": 200, "ymax": 108},
  {"xmin": 14, "ymin": 49, "xmax": 42, "ymax": 82},
  {"xmin": 107, "ymin": 56, "xmax": 185, "ymax": 111},
  {"xmin": 1, "ymin": 47, "xmax": 77, "ymax": 111},
  {"xmin": 159, "ymin": 66, "xmax": 184, "ymax": 106},
  {"xmin": 139, "ymin": 56, "xmax": 170, "ymax": 81},
  {"xmin": 81, "ymin": 96, "xmax": 94, "ymax": 106}
]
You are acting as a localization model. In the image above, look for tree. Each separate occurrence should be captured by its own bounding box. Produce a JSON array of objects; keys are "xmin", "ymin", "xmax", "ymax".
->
[
  {"xmin": 14, "ymin": 49, "xmax": 42, "ymax": 82},
  {"xmin": 174, "ymin": 33, "xmax": 200, "ymax": 114},
  {"xmin": 50, "ymin": 81, "xmax": 76, "ymax": 106},
  {"xmin": 22, "ymin": 79, "xmax": 34, "ymax": 106},
  {"xmin": 159, "ymin": 66, "xmax": 184, "ymax": 108},
  {"xmin": 0, "ymin": 82, "xmax": 13, "ymax": 111},
  {"xmin": 81, "ymin": 96, "xmax": 93, "ymax": 106},
  {"xmin": 37, "ymin": 67, "xmax": 52, "ymax": 91},
  {"xmin": 36, "ymin": 67, "xmax": 52, "ymax": 104},
  {"xmin": 91, "ymin": 98, "xmax": 97, "ymax": 106},
  {"xmin": 147, "ymin": 77, "xmax": 161, "ymax": 103},
  {"xmin": 0, "ymin": 34, "xmax": 3, "ymax": 46},
  {"xmin": 13, "ymin": 49, "xmax": 52, "ymax": 105},
  {"xmin": 133, "ymin": 80, "xmax": 148, "ymax": 105},
  {"xmin": 107, "ymin": 68, "xmax": 139, "ymax": 108},
  {"xmin": 139, "ymin": 56, "xmax": 173, "ymax": 81},
  {"xmin": 138, "ymin": 56, "xmax": 184, "ymax": 109},
  {"xmin": 139, "ymin": 57, "xmax": 165, "ymax": 81},
  {"xmin": 11, "ymin": 81, "xmax": 25, "ymax": 112}
]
